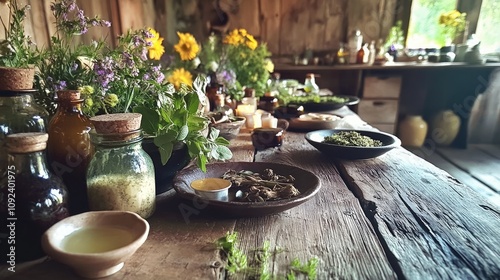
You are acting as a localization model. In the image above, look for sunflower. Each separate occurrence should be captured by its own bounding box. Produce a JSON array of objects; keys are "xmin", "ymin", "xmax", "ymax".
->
[
  {"xmin": 168, "ymin": 68, "xmax": 193, "ymax": 90},
  {"xmin": 147, "ymin": 28, "xmax": 165, "ymax": 60},
  {"xmin": 174, "ymin": 32, "xmax": 200, "ymax": 61}
]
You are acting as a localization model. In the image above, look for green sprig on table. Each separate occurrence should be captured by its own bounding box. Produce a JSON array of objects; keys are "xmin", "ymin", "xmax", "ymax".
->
[{"xmin": 216, "ymin": 232, "xmax": 319, "ymax": 279}]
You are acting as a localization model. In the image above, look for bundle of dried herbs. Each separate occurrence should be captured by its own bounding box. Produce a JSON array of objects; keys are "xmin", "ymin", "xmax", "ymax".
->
[
  {"xmin": 221, "ymin": 169, "xmax": 300, "ymax": 202},
  {"xmin": 323, "ymin": 131, "xmax": 383, "ymax": 147}
]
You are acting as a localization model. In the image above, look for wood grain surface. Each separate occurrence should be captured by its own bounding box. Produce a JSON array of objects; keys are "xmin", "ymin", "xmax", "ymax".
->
[{"xmin": 2, "ymin": 131, "xmax": 498, "ymax": 279}]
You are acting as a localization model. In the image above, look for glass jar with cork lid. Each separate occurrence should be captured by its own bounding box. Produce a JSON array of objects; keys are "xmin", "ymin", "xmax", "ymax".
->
[
  {"xmin": 0, "ymin": 132, "xmax": 70, "ymax": 263},
  {"xmin": 86, "ymin": 113, "xmax": 156, "ymax": 219}
]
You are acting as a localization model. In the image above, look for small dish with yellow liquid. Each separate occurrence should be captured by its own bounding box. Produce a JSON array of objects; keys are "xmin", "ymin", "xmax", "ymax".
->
[
  {"xmin": 190, "ymin": 178, "xmax": 232, "ymax": 201},
  {"xmin": 42, "ymin": 211, "xmax": 149, "ymax": 278}
]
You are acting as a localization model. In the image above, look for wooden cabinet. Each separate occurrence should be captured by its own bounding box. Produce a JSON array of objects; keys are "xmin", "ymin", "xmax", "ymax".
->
[{"xmin": 358, "ymin": 75, "xmax": 402, "ymax": 134}]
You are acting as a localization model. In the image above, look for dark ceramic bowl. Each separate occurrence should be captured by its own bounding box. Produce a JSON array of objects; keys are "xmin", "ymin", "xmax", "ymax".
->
[
  {"xmin": 305, "ymin": 129, "xmax": 401, "ymax": 160},
  {"xmin": 172, "ymin": 162, "xmax": 321, "ymax": 217},
  {"xmin": 290, "ymin": 95, "xmax": 360, "ymax": 112}
]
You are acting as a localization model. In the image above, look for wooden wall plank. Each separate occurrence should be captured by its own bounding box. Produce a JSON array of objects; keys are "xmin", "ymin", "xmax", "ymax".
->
[
  {"xmin": 278, "ymin": 0, "xmax": 310, "ymax": 56},
  {"xmin": 258, "ymin": 0, "xmax": 281, "ymax": 55},
  {"xmin": 324, "ymin": 0, "xmax": 348, "ymax": 52},
  {"xmin": 26, "ymin": 0, "xmax": 50, "ymax": 48},
  {"xmin": 222, "ymin": 0, "xmax": 260, "ymax": 37},
  {"xmin": 77, "ymin": 0, "xmax": 113, "ymax": 46},
  {"xmin": 117, "ymin": 0, "xmax": 146, "ymax": 32}
]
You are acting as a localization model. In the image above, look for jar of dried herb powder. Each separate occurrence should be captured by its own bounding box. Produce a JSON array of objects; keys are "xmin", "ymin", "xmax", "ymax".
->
[{"xmin": 86, "ymin": 113, "xmax": 156, "ymax": 219}]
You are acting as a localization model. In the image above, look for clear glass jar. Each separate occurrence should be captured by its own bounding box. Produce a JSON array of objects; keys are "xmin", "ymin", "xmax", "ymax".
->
[
  {"xmin": 86, "ymin": 129, "xmax": 156, "ymax": 219},
  {"xmin": 0, "ymin": 89, "xmax": 49, "ymax": 178},
  {"xmin": 0, "ymin": 132, "xmax": 70, "ymax": 263}
]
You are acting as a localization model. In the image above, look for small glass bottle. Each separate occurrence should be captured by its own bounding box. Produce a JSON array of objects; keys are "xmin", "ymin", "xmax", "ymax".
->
[
  {"xmin": 304, "ymin": 73, "xmax": 320, "ymax": 94},
  {"xmin": 0, "ymin": 132, "xmax": 70, "ymax": 263},
  {"xmin": 0, "ymin": 89, "xmax": 49, "ymax": 178},
  {"xmin": 47, "ymin": 90, "xmax": 92, "ymax": 214},
  {"xmin": 356, "ymin": 44, "xmax": 365, "ymax": 64},
  {"xmin": 336, "ymin": 43, "xmax": 347, "ymax": 64},
  {"xmin": 87, "ymin": 113, "xmax": 156, "ymax": 219},
  {"xmin": 368, "ymin": 40, "xmax": 376, "ymax": 65}
]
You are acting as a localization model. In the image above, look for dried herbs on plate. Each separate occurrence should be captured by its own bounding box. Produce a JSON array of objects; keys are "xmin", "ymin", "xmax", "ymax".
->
[
  {"xmin": 222, "ymin": 169, "xmax": 300, "ymax": 202},
  {"xmin": 323, "ymin": 131, "xmax": 383, "ymax": 147}
]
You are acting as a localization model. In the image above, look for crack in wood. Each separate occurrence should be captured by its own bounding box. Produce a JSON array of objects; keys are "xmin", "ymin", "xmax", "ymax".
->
[{"xmin": 334, "ymin": 161, "xmax": 405, "ymax": 279}]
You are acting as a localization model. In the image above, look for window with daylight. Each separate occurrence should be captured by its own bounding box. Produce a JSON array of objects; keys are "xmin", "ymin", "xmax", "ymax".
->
[{"xmin": 475, "ymin": 0, "xmax": 500, "ymax": 54}]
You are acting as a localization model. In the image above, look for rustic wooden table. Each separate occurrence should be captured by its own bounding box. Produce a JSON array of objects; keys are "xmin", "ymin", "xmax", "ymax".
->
[{"xmin": 2, "ymin": 128, "xmax": 499, "ymax": 279}]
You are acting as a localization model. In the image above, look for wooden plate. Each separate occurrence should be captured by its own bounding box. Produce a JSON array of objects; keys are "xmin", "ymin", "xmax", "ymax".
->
[{"xmin": 172, "ymin": 162, "xmax": 321, "ymax": 217}]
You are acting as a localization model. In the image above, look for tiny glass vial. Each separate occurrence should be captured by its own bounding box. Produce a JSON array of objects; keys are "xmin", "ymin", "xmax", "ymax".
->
[
  {"xmin": 86, "ymin": 113, "xmax": 156, "ymax": 219},
  {"xmin": 0, "ymin": 132, "xmax": 70, "ymax": 262},
  {"xmin": 304, "ymin": 73, "xmax": 320, "ymax": 94}
]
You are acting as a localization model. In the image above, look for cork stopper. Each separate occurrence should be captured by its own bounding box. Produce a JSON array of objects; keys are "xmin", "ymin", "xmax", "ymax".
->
[
  {"xmin": 57, "ymin": 90, "xmax": 81, "ymax": 101},
  {"xmin": 90, "ymin": 113, "xmax": 142, "ymax": 141},
  {"xmin": 6, "ymin": 132, "xmax": 49, "ymax": 153}
]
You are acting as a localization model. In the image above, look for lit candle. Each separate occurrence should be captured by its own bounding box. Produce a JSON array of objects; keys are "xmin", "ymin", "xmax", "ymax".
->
[{"xmin": 236, "ymin": 104, "xmax": 255, "ymax": 116}]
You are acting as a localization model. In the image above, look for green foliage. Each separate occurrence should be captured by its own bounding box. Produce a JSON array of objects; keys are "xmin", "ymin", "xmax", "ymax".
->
[
  {"xmin": 407, "ymin": 0, "xmax": 457, "ymax": 47},
  {"xmin": 216, "ymin": 231, "xmax": 319, "ymax": 279},
  {"xmin": 0, "ymin": 0, "xmax": 40, "ymax": 68},
  {"xmin": 136, "ymin": 76, "xmax": 232, "ymax": 172}
]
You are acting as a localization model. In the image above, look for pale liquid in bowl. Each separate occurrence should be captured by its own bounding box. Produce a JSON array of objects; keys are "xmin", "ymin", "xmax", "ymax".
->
[{"xmin": 61, "ymin": 227, "xmax": 135, "ymax": 254}]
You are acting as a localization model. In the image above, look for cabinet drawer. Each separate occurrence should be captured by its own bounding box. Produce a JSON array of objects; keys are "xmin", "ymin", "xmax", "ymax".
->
[
  {"xmin": 357, "ymin": 99, "xmax": 398, "ymax": 123},
  {"xmin": 371, "ymin": 123, "xmax": 396, "ymax": 134},
  {"xmin": 363, "ymin": 75, "xmax": 402, "ymax": 99}
]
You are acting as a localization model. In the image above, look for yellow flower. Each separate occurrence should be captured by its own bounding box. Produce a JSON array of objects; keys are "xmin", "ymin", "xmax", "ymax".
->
[
  {"xmin": 168, "ymin": 68, "xmax": 193, "ymax": 90},
  {"xmin": 147, "ymin": 28, "xmax": 165, "ymax": 60},
  {"xmin": 174, "ymin": 32, "xmax": 200, "ymax": 61},
  {"xmin": 84, "ymin": 98, "xmax": 93, "ymax": 107},
  {"xmin": 78, "ymin": 85, "xmax": 94, "ymax": 95},
  {"xmin": 104, "ymin": 93, "xmax": 119, "ymax": 107},
  {"xmin": 245, "ymin": 34, "xmax": 258, "ymax": 50},
  {"xmin": 264, "ymin": 59, "xmax": 274, "ymax": 73},
  {"xmin": 223, "ymin": 29, "xmax": 244, "ymax": 46}
]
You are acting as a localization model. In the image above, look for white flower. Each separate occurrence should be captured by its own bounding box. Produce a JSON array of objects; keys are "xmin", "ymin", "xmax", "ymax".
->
[
  {"xmin": 207, "ymin": 61, "xmax": 219, "ymax": 72},
  {"xmin": 192, "ymin": 57, "xmax": 201, "ymax": 68}
]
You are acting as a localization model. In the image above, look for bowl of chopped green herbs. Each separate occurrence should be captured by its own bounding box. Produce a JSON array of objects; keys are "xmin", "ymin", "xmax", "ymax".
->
[
  {"xmin": 305, "ymin": 129, "xmax": 401, "ymax": 159},
  {"xmin": 285, "ymin": 95, "xmax": 360, "ymax": 112}
]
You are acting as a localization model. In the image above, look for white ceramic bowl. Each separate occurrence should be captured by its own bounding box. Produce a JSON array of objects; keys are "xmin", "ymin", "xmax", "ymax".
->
[{"xmin": 41, "ymin": 211, "xmax": 149, "ymax": 278}]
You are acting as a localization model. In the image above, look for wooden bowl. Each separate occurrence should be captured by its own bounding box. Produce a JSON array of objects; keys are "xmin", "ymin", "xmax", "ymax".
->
[{"xmin": 41, "ymin": 211, "xmax": 149, "ymax": 278}]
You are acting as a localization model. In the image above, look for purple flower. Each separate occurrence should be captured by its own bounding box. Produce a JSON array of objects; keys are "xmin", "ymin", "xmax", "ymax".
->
[
  {"xmin": 94, "ymin": 57, "xmax": 116, "ymax": 89},
  {"xmin": 54, "ymin": 81, "xmax": 67, "ymax": 91}
]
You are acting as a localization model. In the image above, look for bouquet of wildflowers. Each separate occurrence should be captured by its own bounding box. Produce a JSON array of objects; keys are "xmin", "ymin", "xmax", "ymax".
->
[
  {"xmin": 438, "ymin": 10, "xmax": 467, "ymax": 44},
  {"xmin": 222, "ymin": 28, "xmax": 273, "ymax": 99},
  {"xmin": 90, "ymin": 27, "xmax": 166, "ymax": 115},
  {"xmin": 34, "ymin": 0, "xmax": 110, "ymax": 116},
  {"xmin": 167, "ymin": 29, "xmax": 273, "ymax": 101},
  {"xmin": 0, "ymin": 0, "xmax": 39, "ymax": 68}
]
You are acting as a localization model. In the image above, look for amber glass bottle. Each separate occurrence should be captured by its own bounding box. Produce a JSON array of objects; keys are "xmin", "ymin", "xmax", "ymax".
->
[
  {"xmin": 47, "ymin": 90, "xmax": 92, "ymax": 214},
  {"xmin": 0, "ymin": 133, "xmax": 70, "ymax": 263}
]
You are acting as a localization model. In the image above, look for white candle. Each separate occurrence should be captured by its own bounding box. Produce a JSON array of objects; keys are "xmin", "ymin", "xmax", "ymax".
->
[
  {"xmin": 261, "ymin": 115, "xmax": 278, "ymax": 128},
  {"xmin": 236, "ymin": 104, "xmax": 255, "ymax": 116},
  {"xmin": 253, "ymin": 114, "xmax": 262, "ymax": 129}
]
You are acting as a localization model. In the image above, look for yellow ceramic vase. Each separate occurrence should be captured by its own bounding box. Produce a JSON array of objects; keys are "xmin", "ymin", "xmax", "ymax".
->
[
  {"xmin": 398, "ymin": 115, "xmax": 428, "ymax": 147},
  {"xmin": 430, "ymin": 110, "xmax": 461, "ymax": 146}
]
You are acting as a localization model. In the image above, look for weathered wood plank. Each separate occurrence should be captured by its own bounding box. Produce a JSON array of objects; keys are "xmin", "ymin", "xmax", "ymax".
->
[
  {"xmin": 117, "ymin": 0, "xmax": 146, "ymax": 32},
  {"xmin": 278, "ymin": 0, "xmax": 310, "ymax": 56},
  {"xmin": 437, "ymin": 146, "xmax": 500, "ymax": 193},
  {"xmin": 409, "ymin": 147, "xmax": 500, "ymax": 209},
  {"xmin": 235, "ymin": 132, "xmax": 396, "ymax": 279},
  {"xmin": 337, "ymin": 147, "xmax": 500, "ymax": 279},
  {"xmin": 258, "ymin": 0, "xmax": 281, "ymax": 55},
  {"xmin": 474, "ymin": 144, "xmax": 500, "ymax": 160},
  {"xmin": 26, "ymin": 0, "xmax": 51, "ymax": 48},
  {"xmin": 223, "ymin": 0, "xmax": 260, "ymax": 37}
]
